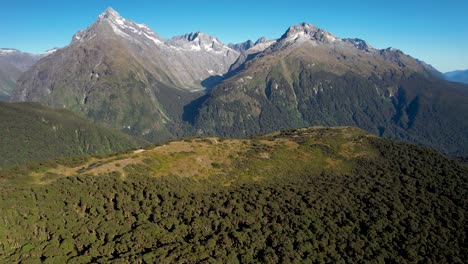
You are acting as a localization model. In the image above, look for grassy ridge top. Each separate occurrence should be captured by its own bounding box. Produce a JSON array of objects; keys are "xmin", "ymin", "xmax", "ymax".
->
[
  {"xmin": 0, "ymin": 102, "xmax": 147, "ymax": 169},
  {"xmin": 0, "ymin": 126, "xmax": 466, "ymax": 263},
  {"xmin": 2, "ymin": 126, "xmax": 373, "ymax": 185}
]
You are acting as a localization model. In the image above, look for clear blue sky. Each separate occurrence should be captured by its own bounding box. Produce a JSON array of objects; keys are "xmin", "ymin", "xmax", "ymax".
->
[{"xmin": 1, "ymin": 0, "xmax": 467, "ymax": 72}]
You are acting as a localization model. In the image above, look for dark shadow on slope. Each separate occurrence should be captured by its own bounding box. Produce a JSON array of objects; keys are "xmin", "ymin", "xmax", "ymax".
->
[
  {"xmin": 201, "ymin": 75, "xmax": 225, "ymax": 90},
  {"xmin": 0, "ymin": 95, "xmax": 10, "ymax": 102},
  {"xmin": 200, "ymin": 50, "xmax": 264, "ymax": 91},
  {"xmin": 182, "ymin": 93, "xmax": 210, "ymax": 124},
  {"xmin": 225, "ymin": 51, "xmax": 263, "ymax": 79}
]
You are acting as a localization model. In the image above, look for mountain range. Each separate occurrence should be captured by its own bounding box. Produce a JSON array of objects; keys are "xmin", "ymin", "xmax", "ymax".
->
[
  {"xmin": 0, "ymin": 48, "xmax": 55, "ymax": 101},
  {"xmin": 5, "ymin": 7, "xmax": 468, "ymax": 158}
]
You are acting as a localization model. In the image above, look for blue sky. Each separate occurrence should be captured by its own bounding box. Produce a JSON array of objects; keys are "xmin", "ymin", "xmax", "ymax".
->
[{"xmin": 1, "ymin": 0, "xmax": 467, "ymax": 72}]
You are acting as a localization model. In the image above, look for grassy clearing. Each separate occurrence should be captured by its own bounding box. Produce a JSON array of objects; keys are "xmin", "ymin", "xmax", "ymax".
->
[{"xmin": 3, "ymin": 127, "xmax": 376, "ymax": 186}]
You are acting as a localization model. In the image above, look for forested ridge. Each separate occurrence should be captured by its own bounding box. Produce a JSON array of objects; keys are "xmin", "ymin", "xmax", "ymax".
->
[
  {"xmin": 0, "ymin": 127, "xmax": 466, "ymax": 263},
  {"xmin": 0, "ymin": 102, "xmax": 147, "ymax": 168}
]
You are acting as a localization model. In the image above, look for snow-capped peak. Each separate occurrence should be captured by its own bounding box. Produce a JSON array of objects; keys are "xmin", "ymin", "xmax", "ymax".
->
[
  {"xmin": 169, "ymin": 32, "xmax": 235, "ymax": 54},
  {"xmin": 178, "ymin": 32, "xmax": 220, "ymax": 45},
  {"xmin": 98, "ymin": 7, "xmax": 124, "ymax": 24},
  {"xmin": 280, "ymin": 23, "xmax": 341, "ymax": 44},
  {"xmin": 72, "ymin": 7, "xmax": 164, "ymax": 45},
  {"xmin": 343, "ymin": 38, "xmax": 375, "ymax": 52}
]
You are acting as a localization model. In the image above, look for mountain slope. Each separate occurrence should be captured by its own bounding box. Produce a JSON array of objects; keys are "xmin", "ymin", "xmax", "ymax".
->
[
  {"xmin": 228, "ymin": 37, "xmax": 276, "ymax": 73},
  {"xmin": 0, "ymin": 102, "xmax": 146, "ymax": 168},
  {"xmin": 445, "ymin": 69, "xmax": 468, "ymax": 84},
  {"xmin": 11, "ymin": 8, "xmax": 238, "ymax": 140},
  {"xmin": 0, "ymin": 49, "xmax": 50, "ymax": 100},
  {"xmin": 228, "ymin": 39, "xmax": 255, "ymax": 53},
  {"xmin": 1, "ymin": 127, "xmax": 466, "ymax": 262},
  {"xmin": 191, "ymin": 23, "xmax": 468, "ymax": 157},
  {"xmin": 0, "ymin": 59, "xmax": 21, "ymax": 100}
]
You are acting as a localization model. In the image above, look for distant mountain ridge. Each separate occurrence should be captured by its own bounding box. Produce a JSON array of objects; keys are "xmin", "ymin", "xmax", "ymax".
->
[
  {"xmin": 445, "ymin": 69, "xmax": 468, "ymax": 84},
  {"xmin": 0, "ymin": 48, "xmax": 54, "ymax": 100}
]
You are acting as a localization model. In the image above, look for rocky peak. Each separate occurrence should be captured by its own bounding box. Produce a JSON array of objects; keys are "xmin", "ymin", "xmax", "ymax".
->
[
  {"xmin": 228, "ymin": 40, "xmax": 255, "ymax": 53},
  {"xmin": 285, "ymin": 23, "xmax": 319, "ymax": 34},
  {"xmin": 183, "ymin": 32, "xmax": 201, "ymax": 42},
  {"xmin": 170, "ymin": 32, "xmax": 235, "ymax": 54},
  {"xmin": 178, "ymin": 32, "xmax": 220, "ymax": 45},
  {"xmin": 97, "ymin": 7, "xmax": 124, "ymax": 24},
  {"xmin": 255, "ymin": 37, "xmax": 268, "ymax": 45},
  {"xmin": 72, "ymin": 7, "xmax": 163, "ymax": 45},
  {"xmin": 343, "ymin": 38, "xmax": 374, "ymax": 51},
  {"xmin": 279, "ymin": 23, "xmax": 340, "ymax": 44}
]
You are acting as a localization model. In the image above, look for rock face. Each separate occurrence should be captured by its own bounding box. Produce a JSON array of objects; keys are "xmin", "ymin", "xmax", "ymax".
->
[
  {"xmin": 11, "ymin": 7, "xmax": 239, "ymax": 141},
  {"xmin": 191, "ymin": 23, "xmax": 468, "ymax": 157},
  {"xmin": 165, "ymin": 32, "xmax": 240, "ymax": 89},
  {"xmin": 0, "ymin": 49, "xmax": 50, "ymax": 100},
  {"xmin": 228, "ymin": 40, "xmax": 255, "ymax": 53},
  {"xmin": 228, "ymin": 37, "xmax": 276, "ymax": 73}
]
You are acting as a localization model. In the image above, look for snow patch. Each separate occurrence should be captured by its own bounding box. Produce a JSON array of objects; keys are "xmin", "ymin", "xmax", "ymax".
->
[
  {"xmin": 114, "ymin": 16, "xmax": 126, "ymax": 26},
  {"xmin": 249, "ymin": 40, "xmax": 275, "ymax": 52},
  {"xmin": 44, "ymin": 49, "xmax": 57, "ymax": 55},
  {"xmin": 325, "ymin": 33, "xmax": 339, "ymax": 42},
  {"xmin": 288, "ymin": 31, "xmax": 308, "ymax": 42},
  {"xmin": 136, "ymin": 23, "xmax": 151, "ymax": 31},
  {"xmin": 144, "ymin": 33, "xmax": 163, "ymax": 44},
  {"xmin": 190, "ymin": 44, "xmax": 202, "ymax": 51},
  {"xmin": 109, "ymin": 23, "xmax": 132, "ymax": 39},
  {"xmin": 0, "ymin": 49, "xmax": 18, "ymax": 54}
]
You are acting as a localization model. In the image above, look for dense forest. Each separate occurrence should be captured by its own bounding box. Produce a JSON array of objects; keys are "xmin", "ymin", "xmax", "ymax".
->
[
  {"xmin": 0, "ymin": 127, "xmax": 466, "ymax": 263},
  {"xmin": 0, "ymin": 102, "xmax": 146, "ymax": 168}
]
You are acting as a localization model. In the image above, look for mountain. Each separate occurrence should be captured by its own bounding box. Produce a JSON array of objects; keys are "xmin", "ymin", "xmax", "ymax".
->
[
  {"xmin": 0, "ymin": 101, "xmax": 146, "ymax": 168},
  {"xmin": 228, "ymin": 37, "xmax": 276, "ymax": 73},
  {"xmin": 190, "ymin": 23, "xmax": 468, "ymax": 157},
  {"xmin": 1, "ymin": 126, "xmax": 466, "ymax": 262},
  {"xmin": 0, "ymin": 59, "xmax": 21, "ymax": 101},
  {"xmin": 166, "ymin": 32, "xmax": 239, "ymax": 88},
  {"xmin": 228, "ymin": 40, "xmax": 255, "ymax": 53},
  {"xmin": 0, "ymin": 49, "xmax": 52, "ymax": 100},
  {"xmin": 445, "ymin": 69, "xmax": 468, "ymax": 84},
  {"xmin": 11, "ymin": 8, "xmax": 238, "ymax": 141}
]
